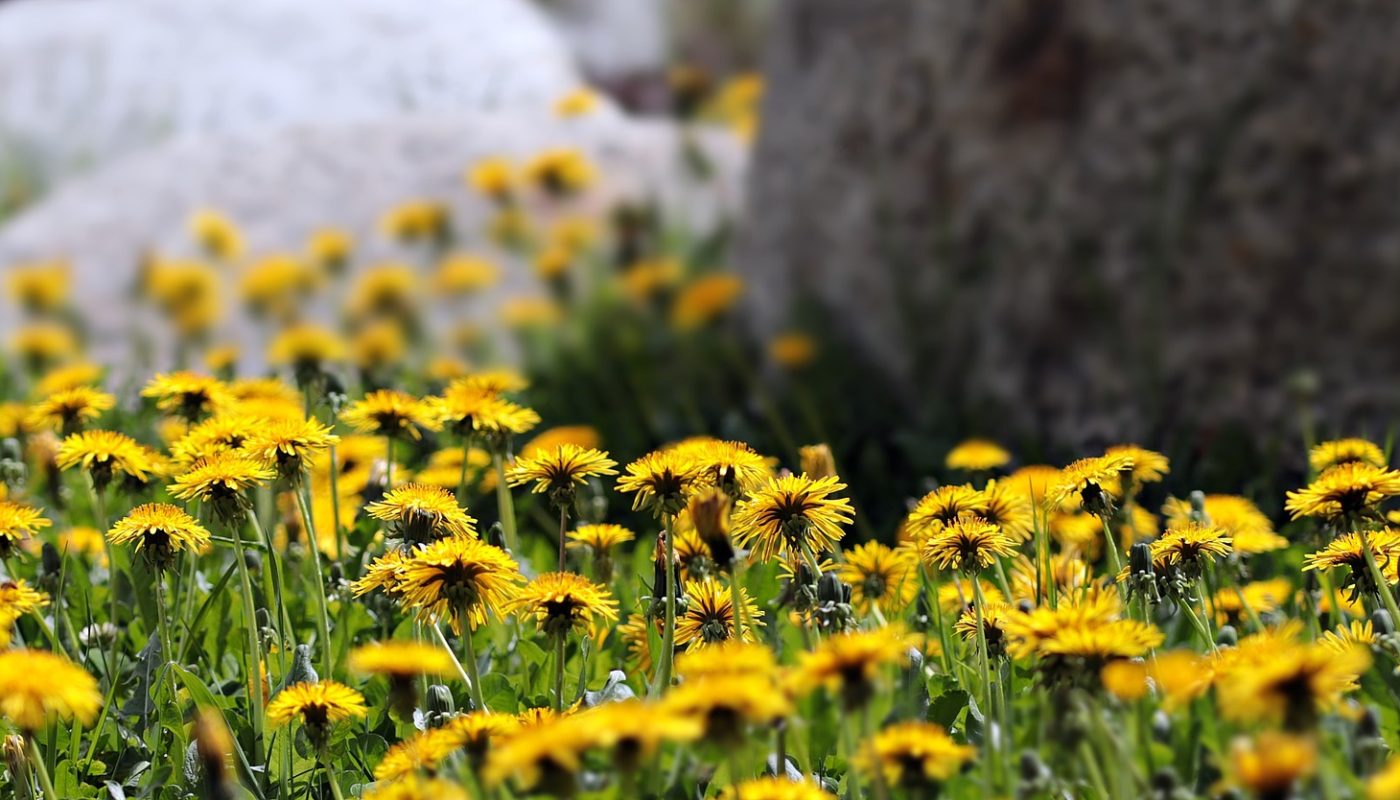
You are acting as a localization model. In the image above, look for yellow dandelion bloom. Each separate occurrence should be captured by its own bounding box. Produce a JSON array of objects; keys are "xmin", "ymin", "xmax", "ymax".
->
[
  {"xmin": 718, "ymin": 777, "xmax": 835, "ymax": 800},
  {"xmin": 566, "ymin": 523, "xmax": 635, "ymax": 552},
  {"xmin": 1286, "ymin": 462, "xmax": 1400, "ymax": 521},
  {"xmin": 731, "ymin": 474, "xmax": 853, "ymax": 562},
  {"xmin": 921, "ymin": 517, "xmax": 1016, "ymax": 573},
  {"xmin": 373, "ymin": 725, "xmax": 461, "ymax": 780},
  {"xmin": 25, "ymin": 386, "xmax": 115, "ymax": 433},
  {"xmin": 524, "ymin": 148, "xmax": 595, "ymax": 196},
  {"xmin": 1230, "ymin": 732, "xmax": 1316, "ymax": 798},
  {"xmin": 671, "ymin": 274, "xmax": 744, "ymax": 330},
  {"xmin": 434, "ymin": 382, "xmax": 539, "ymax": 442},
  {"xmin": 266, "ymin": 681, "xmax": 367, "ymax": 733},
  {"xmin": 341, "ymin": 389, "xmax": 441, "ymax": 441},
  {"xmin": 1163, "ymin": 494, "xmax": 1285, "ymax": 554},
  {"xmin": 509, "ymin": 571, "xmax": 618, "ymax": 637},
  {"xmin": 11, "ymin": 322, "xmax": 79, "ymax": 366},
  {"xmin": 1368, "ymin": 757, "xmax": 1400, "ymax": 800},
  {"xmin": 267, "ymin": 324, "xmax": 346, "ymax": 370},
  {"xmin": 6, "ymin": 261, "xmax": 70, "ymax": 312},
  {"xmin": 108, "ymin": 503, "xmax": 211, "ymax": 569},
  {"xmin": 1311, "ymin": 438, "xmax": 1387, "ymax": 473},
  {"xmin": 168, "ymin": 453, "xmax": 275, "ymax": 506},
  {"xmin": 838, "ymin": 541, "xmax": 918, "ymax": 613},
  {"xmin": 768, "ymin": 332, "xmax": 815, "ymax": 369},
  {"xmin": 189, "ymin": 209, "xmax": 244, "ymax": 261},
  {"xmin": 507, "ymin": 444, "xmax": 616, "ymax": 504},
  {"xmin": 350, "ymin": 641, "xmax": 457, "ymax": 679},
  {"xmin": 0, "ymin": 649, "xmax": 101, "ymax": 731},
  {"xmin": 33, "ymin": 362, "xmax": 102, "ymax": 396},
  {"xmin": 306, "ymin": 227, "xmax": 354, "ymax": 272},
  {"xmin": 662, "ymin": 673, "xmax": 791, "ymax": 745},
  {"xmin": 1104, "ymin": 444, "xmax": 1169, "ymax": 485},
  {"xmin": 790, "ymin": 626, "xmax": 914, "ymax": 708},
  {"xmin": 675, "ymin": 577, "xmax": 763, "ymax": 648},
  {"xmin": 142, "ymin": 371, "xmax": 231, "ymax": 420},
  {"xmin": 396, "ymin": 537, "xmax": 522, "ymax": 634},
  {"xmin": 553, "ymin": 87, "xmax": 601, "ymax": 118},
  {"xmin": 466, "ymin": 158, "xmax": 518, "ymax": 204},
  {"xmin": 56, "ymin": 430, "xmax": 155, "ymax": 488},
  {"xmin": 244, "ymin": 417, "xmax": 339, "ymax": 479},
  {"xmin": 367, "ymin": 483, "xmax": 476, "ymax": 544},
  {"xmin": 905, "ymin": 484, "xmax": 988, "ymax": 542},
  {"xmin": 0, "ymin": 501, "xmax": 51, "ymax": 555},
  {"xmin": 617, "ymin": 449, "xmax": 707, "ymax": 518},
  {"xmin": 1216, "ymin": 637, "xmax": 1369, "ymax": 729},
  {"xmin": 671, "ymin": 439, "xmax": 771, "ymax": 498},
  {"xmin": 945, "ymin": 439, "xmax": 1011, "ymax": 472},
  {"xmin": 857, "ymin": 721, "xmax": 976, "ymax": 788},
  {"xmin": 1148, "ymin": 522, "xmax": 1232, "ymax": 569},
  {"xmin": 1322, "ymin": 620, "xmax": 1376, "ymax": 654},
  {"xmin": 1047, "ymin": 453, "xmax": 1133, "ymax": 511},
  {"xmin": 483, "ymin": 712, "xmax": 595, "ymax": 792},
  {"xmin": 363, "ymin": 775, "xmax": 468, "ymax": 800}
]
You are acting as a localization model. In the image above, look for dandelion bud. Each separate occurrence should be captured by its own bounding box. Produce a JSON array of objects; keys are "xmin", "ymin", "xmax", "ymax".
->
[
  {"xmin": 817, "ymin": 572, "xmax": 850, "ymax": 605},
  {"xmin": 1152, "ymin": 710, "xmax": 1172, "ymax": 743},
  {"xmin": 1188, "ymin": 491, "xmax": 1208, "ymax": 524},
  {"xmin": 487, "ymin": 521, "xmax": 507, "ymax": 550},
  {"xmin": 799, "ymin": 444, "xmax": 836, "ymax": 481},
  {"xmin": 2, "ymin": 734, "xmax": 28, "ymax": 787},
  {"xmin": 426, "ymin": 684, "xmax": 455, "ymax": 717},
  {"xmin": 1019, "ymin": 750, "xmax": 1051, "ymax": 785},
  {"xmin": 689, "ymin": 490, "xmax": 734, "ymax": 566},
  {"xmin": 39, "ymin": 541, "xmax": 62, "ymax": 581},
  {"xmin": 192, "ymin": 709, "xmax": 235, "ymax": 800},
  {"xmin": 1215, "ymin": 624, "xmax": 1238, "ymax": 647},
  {"xmin": 244, "ymin": 549, "xmax": 263, "ymax": 576}
]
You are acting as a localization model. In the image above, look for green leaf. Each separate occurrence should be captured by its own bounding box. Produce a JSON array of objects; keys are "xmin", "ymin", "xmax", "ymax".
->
[{"xmin": 168, "ymin": 664, "xmax": 266, "ymax": 800}]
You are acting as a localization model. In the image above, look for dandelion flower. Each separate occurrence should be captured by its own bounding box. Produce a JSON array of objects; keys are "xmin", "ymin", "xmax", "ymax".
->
[
  {"xmin": 566, "ymin": 523, "xmax": 635, "ymax": 552},
  {"xmin": 108, "ymin": 503, "xmax": 211, "ymax": 570},
  {"xmin": 366, "ymin": 483, "xmax": 476, "ymax": 545},
  {"xmin": 266, "ymin": 681, "xmax": 367, "ymax": 745},
  {"xmin": 1216, "ymin": 638, "xmax": 1368, "ymax": 729},
  {"xmin": 0, "ymin": 502, "xmax": 50, "ymax": 557},
  {"xmin": 483, "ymin": 713, "xmax": 595, "ymax": 793},
  {"xmin": 617, "ymin": 449, "xmax": 706, "ymax": 518},
  {"xmin": 56, "ymin": 430, "xmax": 154, "ymax": 490},
  {"xmin": 662, "ymin": 673, "xmax": 790, "ymax": 746},
  {"xmin": 905, "ymin": 484, "xmax": 988, "ymax": 541},
  {"xmin": 341, "ymin": 390, "xmax": 441, "ymax": 441},
  {"xmin": 363, "ymin": 776, "xmax": 468, "ymax": 800},
  {"xmin": 506, "ymin": 444, "xmax": 616, "ymax": 507},
  {"xmin": 0, "ymin": 649, "xmax": 101, "ymax": 731},
  {"xmin": 244, "ymin": 417, "xmax": 339, "ymax": 481},
  {"xmin": 731, "ymin": 474, "xmax": 853, "ymax": 562},
  {"xmin": 1230, "ymin": 732, "xmax": 1317, "ymax": 798},
  {"xmin": 25, "ymin": 386, "xmax": 115, "ymax": 433},
  {"xmin": 1104, "ymin": 444, "xmax": 1169, "ymax": 485},
  {"xmin": 857, "ymin": 721, "xmax": 976, "ymax": 789},
  {"xmin": 838, "ymin": 541, "xmax": 918, "ymax": 613},
  {"xmin": 433, "ymin": 382, "xmax": 539, "ymax": 445},
  {"xmin": 168, "ymin": 453, "xmax": 275, "ymax": 522},
  {"xmin": 1148, "ymin": 522, "xmax": 1232, "ymax": 571},
  {"xmin": 1048, "ymin": 453, "xmax": 1132, "ymax": 514},
  {"xmin": 790, "ymin": 626, "xmax": 914, "ymax": 709},
  {"xmin": 1311, "ymin": 438, "xmax": 1387, "ymax": 473},
  {"xmin": 142, "ymin": 371, "xmax": 231, "ymax": 420},
  {"xmin": 921, "ymin": 517, "xmax": 1016, "ymax": 573},
  {"xmin": 1286, "ymin": 462, "xmax": 1400, "ymax": 521},
  {"xmin": 396, "ymin": 537, "xmax": 522, "ymax": 634},
  {"xmin": 509, "ymin": 571, "xmax": 618, "ymax": 637},
  {"xmin": 675, "ymin": 577, "xmax": 763, "ymax": 648},
  {"xmin": 945, "ymin": 439, "xmax": 1011, "ymax": 472}
]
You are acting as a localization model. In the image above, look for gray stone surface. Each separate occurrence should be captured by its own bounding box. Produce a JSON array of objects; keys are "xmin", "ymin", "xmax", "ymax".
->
[{"xmin": 0, "ymin": 0, "xmax": 593, "ymax": 181}]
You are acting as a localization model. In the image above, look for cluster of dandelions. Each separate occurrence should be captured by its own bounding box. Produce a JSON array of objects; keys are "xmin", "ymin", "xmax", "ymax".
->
[
  {"xmin": 5, "ymin": 336, "xmax": 1400, "ymax": 800},
  {"xmin": 5, "ymin": 85, "xmax": 1400, "ymax": 800}
]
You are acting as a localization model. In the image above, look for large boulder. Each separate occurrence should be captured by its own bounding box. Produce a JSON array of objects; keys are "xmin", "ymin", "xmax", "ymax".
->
[
  {"xmin": 0, "ymin": 113, "xmax": 747, "ymax": 365},
  {"xmin": 0, "ymin": 0, "xmax": 589, "ymax": 182}
]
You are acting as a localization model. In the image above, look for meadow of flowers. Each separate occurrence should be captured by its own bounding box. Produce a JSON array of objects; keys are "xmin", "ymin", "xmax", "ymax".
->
[{"xmin": 3, "ymin": 86, "xmax": 1400, "ymax": 800}]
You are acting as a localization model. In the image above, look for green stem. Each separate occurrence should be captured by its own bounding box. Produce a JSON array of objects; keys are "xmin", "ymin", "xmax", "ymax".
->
[
  {"xmin": 27, "ymin": 737, "xmax": 57, "ymax": 800},
  {"xmin": 1098, "ymin": 516, "xmax": 1123, "ymax": 580},
  {"xmin": 970, "ymin": 579, "xmax": 999, "ymax": 793},
  {"xmin": 557, "ymin": 505, "xmax": 568, "ymax": 572},
  {"xmin": 385, "ymin": 436, "xmax": 394, "ymax": 491},
  {"xmin": 323, "ymin": 756, "xmax": 346, "ymax": 800},
  {"xmin": 462, "ymin": 626, "xmax": 488, "ymax": 712},
  {"xmin": 327, "ymin": 443, "xmax": 345, "ymax": 563},
  {"xmin": 493, "ymin": 453, "xmax": 520, "ymax": 554},
  {"xmin": 432, "ymin": 623, "xmax": 483, "ymax": 710},
  {"xmin": 553, "ymin": 632, "xmax": 567, "ymax": 712},
  {"xmin": 456, "ymin": 439, "xmax": 472, "ymax": 506},
  {"xmin": 228, "ymin": 516, "xmax": 266, "ymax": 776},
  {"xmin": 294, "ymin": 484, "xmax": 334, "ymax": 678},
  {"xmin": 649, "ymin": 514, "xmax": 678, "ymax": 697}
]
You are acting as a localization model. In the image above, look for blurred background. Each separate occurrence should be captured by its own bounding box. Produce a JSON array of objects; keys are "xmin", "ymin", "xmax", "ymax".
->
[{"xmin": 3, "ymin": 0, "xmax": 1398, "ymax": 533}]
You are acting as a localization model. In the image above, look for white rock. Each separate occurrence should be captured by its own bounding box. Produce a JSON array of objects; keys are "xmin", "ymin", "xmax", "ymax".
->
[
  {"xmin": 0, "ymin": 113, "xmax": 748, "ymax": 367},
  {"xmin": 0, "ymin": 0, "xmax": 591, "ymax": 180}
]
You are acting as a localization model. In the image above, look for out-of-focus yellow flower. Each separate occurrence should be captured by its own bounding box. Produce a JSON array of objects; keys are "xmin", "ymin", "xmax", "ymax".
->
[
  {"xmin": 6, "ymin": 261, "xmax": 70, "ymax": 312},
  {"xmin": 203, "ymin": 344, "xmax": 239, "ymax": 374},
  {"xmin": 671, "ymin": 274, "xmax": 744, "ymax": 330},
  {"xmin": 268, "ymin": 323, "xmax": 345, "ymax": 372},
  {"xmin": 466, "ymin": 157, "xmax": 518, "ymax": 204},
  {"xmin": 348, "ymin": 263, "xmax": 420, "ymax": 320},
  {"xmin": 620, "ymin": 258, "xmax": 682, "ymax": 302},
  {"xmin": 435, "ymin": 254, "xmax": 500, "ymax": 296},
  {"xmin": 0, "ymin": 649, "xmax": 101, "ymax": 732},
  {"xmin": 768, "ymin": 332, "xmax": 815, "ymax": 369},
  {"xmin": 306, "ymin": 227, "xmax": 353, "ymax": 273},
  {"xmin": 10, "ymin": 322, "xmax": 78, "ymax": 368},
  {"xmin": 524, "ymin": 148, "xmax": 596, "ymax": 197},
  {"xmin": 1230, "ymin": 732, "xmax": 1316, "ymax": 799},
  {"xmin": 488, "ymin": 207, "xmax": 534, "ymax": 249},
  {"xmin": 945, "ymin": 439, "xmax": 1011, "ymax": 472},
  {"xmin": 239, "ymin": 254, "xmax": 320, "ymax": 318},
  {"xmin": 553, "ymin": 87, "xmax": 601, "ymax": 118},
  {"xmin": 188, "ymin": 209, "xmax": 244, "ymax": 262},
  {"xmin": 548, "ymin": 217, "xmax": 599, "ymax": 252},
  {"xmin": 25, "ymin": 386, "xmax": 115, "ymax": 434},
  {"xmin": 855, "ymin": 721, "xmax": 976, "ymax": 789},
  {"xmin": 380, "ymin": 200, "xmax": 450, "ymax": 245},
  {"xmin": 1311, "ymin": 438, "xmax": 1386, "ymax": 474},
  {"xmin": 352, "ymin": 321, "xmax": 407, "ymax": 372},
  {"xmin": 532, "ymin": 244, "xmax": 573, "ymax": 283},
  {"xmin": 145, "ymin": 259, "xmax": 223, "ymax": 335},
  {"xmin": 520, "ymin": 426, "xmax": 600, "ymax": 459},
  {"xmin": 500, "ymin": 296, "xmax": 562, "ymax": 329},
  {"xmin": 33, "ymin": 362, "xmax": 102, "ymax": 397}
]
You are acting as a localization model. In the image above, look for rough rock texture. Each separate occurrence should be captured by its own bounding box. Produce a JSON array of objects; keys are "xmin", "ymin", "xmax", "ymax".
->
[
  {"xmin": 0, "ymin": 114, "xmax": 747, "ymax": 365},
  {"xmin": 740, "ymin": 0, "xmax": 1400, "ymax": 453},
  {"xmin": 0, "ymin": 0, "xmax": 589, "ymax": 181},
  {"xmin": 540, "ymin": 0, "xmax": 670, "ymax": 81}
]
